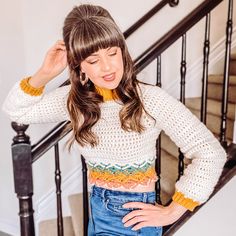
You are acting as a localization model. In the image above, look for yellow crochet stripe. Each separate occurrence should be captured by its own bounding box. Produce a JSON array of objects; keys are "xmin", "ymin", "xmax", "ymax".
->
[
  {"xmin": 172, "ymin": 191, "xmax": 200, "ymax": 211},
  {"xmin": 89, "ymin": 166, "xmax": 157, "ymax": 189},
  {"xmin": 95, "ymin": 86, "xmax": 118, "ymax": 101},
  {"xmin": 20, "ymin": 77, "xmax": 44, "ymax": 96}
]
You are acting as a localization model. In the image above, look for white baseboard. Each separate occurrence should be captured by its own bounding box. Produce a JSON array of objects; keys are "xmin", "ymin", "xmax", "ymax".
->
[
  {"xmin": 167, "ymin": 26, "xmax": 236, "ymax": 98},
  {"xmin": 0, "ymin": 218, "xmax": 19, "ymax": 236}
]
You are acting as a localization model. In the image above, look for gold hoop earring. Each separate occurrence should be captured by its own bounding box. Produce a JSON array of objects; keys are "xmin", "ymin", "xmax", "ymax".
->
[{"xmin": 80, "ymin": 72, "xmax": 89, "ymax": 85}]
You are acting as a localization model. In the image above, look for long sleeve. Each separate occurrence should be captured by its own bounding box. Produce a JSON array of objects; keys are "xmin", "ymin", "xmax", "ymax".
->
[
  {"xmin": 2, "ymin": 79, "xmax": 70, "ymax": 124},
  {"xmin": 142, "ymin": 84, "xmax": 227, "ymax": 210}
]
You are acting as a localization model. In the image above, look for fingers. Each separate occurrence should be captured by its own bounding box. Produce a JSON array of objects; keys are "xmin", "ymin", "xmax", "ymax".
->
[
  {"xmin": 123, "ymin": 214, "xmax": 149, "ymax": 228},
  {"xmin": 54, "ymin": 41, "xmax": 66, "ymax": 51},
  {"xmin": 122, "ymin": 209, "xmax": 145, "ymax": 224},
  {"xmin": 131, "ymin": 221, "xmax": 150, "ymax": 231},
  {"xmin": 48, "ymin": 40, "xmax": 66, "ymax": 53}
]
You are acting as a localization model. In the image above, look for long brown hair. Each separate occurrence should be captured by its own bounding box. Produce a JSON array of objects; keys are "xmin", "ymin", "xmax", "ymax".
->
[{"xmin": 63, "ymin": 4, "xmax": 148, "ymax": 149}]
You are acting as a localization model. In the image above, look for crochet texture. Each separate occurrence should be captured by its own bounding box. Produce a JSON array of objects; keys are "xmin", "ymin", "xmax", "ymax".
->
[{"xmin": 2, "ymin": 81, "xmax": 227, "ymax": 205}]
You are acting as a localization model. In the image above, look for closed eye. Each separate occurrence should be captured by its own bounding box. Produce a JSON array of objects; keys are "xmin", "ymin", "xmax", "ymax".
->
[
  {"xmin": 108, "ymin": 50, "xmax": 117, "ymax": 56},
  {"xmin": 87, "ymin": 59, "xmax": 98, "ymax": 64}
]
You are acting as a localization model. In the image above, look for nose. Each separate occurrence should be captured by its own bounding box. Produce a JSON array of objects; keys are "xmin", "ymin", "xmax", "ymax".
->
[{"xmin": 100, "ymin": 56, "xmax": 111, "ymax": 71}]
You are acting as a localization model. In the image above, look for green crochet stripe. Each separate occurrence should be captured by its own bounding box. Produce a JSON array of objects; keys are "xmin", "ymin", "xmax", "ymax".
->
[{"xmin": 87, "ymin": 161, "xmax": 155, "ymax": 175}]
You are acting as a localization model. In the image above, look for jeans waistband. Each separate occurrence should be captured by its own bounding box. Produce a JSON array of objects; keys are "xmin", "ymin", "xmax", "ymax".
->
[{"xmin": 91, "ymin": 185, "xmax": 156, "ymax": 203}]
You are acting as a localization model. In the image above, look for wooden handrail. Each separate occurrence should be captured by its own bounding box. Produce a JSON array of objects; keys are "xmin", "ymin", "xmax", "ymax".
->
[
  {"xmin": 30, "ymin": 0, "xmax": 223, "ymax": 162},
  {"xmin": 123, "ymin": 0, "xmax": 178, "ymax": 38},
  {"xmin": 31, "ymin": 121, "xmax": 71, "ymax": 163},
  {"xmin": 134, "ymin": 0, "xmax": 223, "ymax": 73}
]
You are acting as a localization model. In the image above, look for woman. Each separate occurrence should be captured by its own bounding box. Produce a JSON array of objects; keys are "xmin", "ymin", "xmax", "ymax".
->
[{"xmin": 2, "ymin": 4, "xmax": 226, "ymax": 236}]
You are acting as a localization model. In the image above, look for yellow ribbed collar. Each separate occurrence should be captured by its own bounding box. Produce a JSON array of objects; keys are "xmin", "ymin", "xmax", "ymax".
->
[{"xmin": 95, "ymin": 86, "xmax": 117, "ymax": 101}]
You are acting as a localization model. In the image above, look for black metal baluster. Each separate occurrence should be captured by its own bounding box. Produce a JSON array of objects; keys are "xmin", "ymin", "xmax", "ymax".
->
[
  {"xmin": 201, "ymin": 13, "xmax": 211, "ymax": 124},
  {"xmin": 155, "ymin": 56, "xmax": 162, "ymax": 204},
  {"xmin": 220, "ymin": 0, "xmax": 233, "ymax": 148},
  {"xmin": 156, "ymin": 55, "xmax": 162, "ymax": 87},
  {"xmin": 81, "ymin": 155, "xmax": 89, "ymax": 236},
  {"xmin": 178, "ymin": 34, "xmax": 187, "ymax": 180},
  {"xmin": 180, "ymin": 34, "xmax": 187, "ymax": 105},
  {"xmin": 11, "ymin": 122, "xmax": 35, "ymax": 236},
  {"xmin": 54, "ymin": 143, "xmax": 64, "ymax": 236},
  {"xmin": 155, "ymin": 137, "xmax": 162, "ymax": 205}
]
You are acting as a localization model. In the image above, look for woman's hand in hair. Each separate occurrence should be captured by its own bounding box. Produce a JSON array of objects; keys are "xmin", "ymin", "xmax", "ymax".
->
[
  {"xmin": 29, "ymin": 40, "xmax": 68, "ymax": 88},
  {"xmin": 122, "ymin": 201, "xmax": 187, "ymax": 230}
]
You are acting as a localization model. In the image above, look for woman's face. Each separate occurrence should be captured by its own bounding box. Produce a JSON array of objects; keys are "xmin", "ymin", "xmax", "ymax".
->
[{"xmin": 80, "ymin": 46, "xmax": 124, "ymax": 89}]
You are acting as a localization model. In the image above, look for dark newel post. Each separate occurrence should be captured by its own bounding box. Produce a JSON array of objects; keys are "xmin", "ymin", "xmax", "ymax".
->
[
  {"xmin": 54, "ymin": 143, "xmax": 64, "ymax": 236},
  {"xmin": 177, "ymin": 34, "xmax": 187, "ymax": 180},
  {"xmin": 220, "ymin": 0, "xmax": 233, "ymax": 148},
  {"xmin": 11, "ymin": 122, "xmax": 35, "ymax": 236},
  {"xmin": 201, "ymin": 13, "xmax": 211, "ymax": 124},
  {"xmin": 168, "ymin": 0, "xmax": 179, "ymax": 7},
  {"xmin": 81, "ymin": 155, "xmax": 89, "ymax": 236},
  {"xmin": 155, "ymin": 56, "xmax": 162, "ymax": 204}
]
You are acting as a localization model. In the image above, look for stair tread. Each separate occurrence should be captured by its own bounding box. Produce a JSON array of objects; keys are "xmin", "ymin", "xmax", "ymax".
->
[
  {"xmin": 185, "ymin": 97, "xmax": 235, "ymax": 120},
  {"xmin": 39, "ymin": 216, "xmax": 75, "ymax": 236},
  {"xmin": 208, "ymin": 74, "xmax": 236, "ymax": 85},
  {"xmin": 68, "ymin": 193, "xmax": 85, "ymax": 236},
  {"xmin": 231, "ymin": 54, "xmax": 236, "ymax": 60}
]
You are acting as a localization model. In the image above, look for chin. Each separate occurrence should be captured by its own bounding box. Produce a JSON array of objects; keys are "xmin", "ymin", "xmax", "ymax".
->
[{"xmin": 102, "ymin": 82, "xmax": 120, "ymax": 90}]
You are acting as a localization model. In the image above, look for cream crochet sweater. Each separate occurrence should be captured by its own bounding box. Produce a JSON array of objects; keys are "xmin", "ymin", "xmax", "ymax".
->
[{"xmin": 2, "ymin": 81, "xmax": 227, "ymax": 210}]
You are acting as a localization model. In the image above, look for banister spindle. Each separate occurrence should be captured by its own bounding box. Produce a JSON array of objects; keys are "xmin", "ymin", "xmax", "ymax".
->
[
  {"xmin": 220, "ymin": 0, "xmax": 233, "ymax": 148},
  {"xmin": 177, "ymin": 34, "xmax": 187, "ymax": 180},
  {"xmin": 81, "ymin": 155, "xmax": 89, "ymax": 236},
  {"xmin": 156, "ymin": 55, "xmax": 162, "ymax": 87},
  {"xmin": 180, "ymin": 33, "xmax": 187, "ymax": 105},
  {"xmin": 155, "ymin": 137, "xmax": 162, "ymax": 205},
  {"xmin": 54, "ymin": 143, "xmax": 64, "ymax": 236},
  {"xmin": 201, "ymin": 13, "xmax": 211, "ymax": 124},
  {"xmin": 155, "ymin": 55, "xmax": 162, "ymax": 204},
  {"xmin": 11, "ymin": 122, "xmax": 35, "ymax": 236}
]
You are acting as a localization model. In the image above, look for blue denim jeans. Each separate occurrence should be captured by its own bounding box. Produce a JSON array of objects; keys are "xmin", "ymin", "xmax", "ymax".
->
[{"xmin": 88, "ymin": 186, "xmax": 162, "ymax": 236}]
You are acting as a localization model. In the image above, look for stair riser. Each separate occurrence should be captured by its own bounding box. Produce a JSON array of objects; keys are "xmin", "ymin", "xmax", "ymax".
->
[
  {"xmin": 208, "ymin": 84, "xmax": 236, "ymax": 103},
  {"xmin": 230, "ymin": 60, "xmax": 236, "ymax": 75}
]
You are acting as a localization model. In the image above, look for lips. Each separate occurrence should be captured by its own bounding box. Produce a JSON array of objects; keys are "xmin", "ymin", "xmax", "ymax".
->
[{"xmin": 103, "ymin": 73, "xmax": 115, "ymax": 81}]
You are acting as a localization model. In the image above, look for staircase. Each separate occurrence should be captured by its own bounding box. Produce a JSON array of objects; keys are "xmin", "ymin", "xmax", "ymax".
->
[
  {"xmin": 37, "ymin": 55, "xmax": 236, "ymax": 236},
  {"xmin": 160, "ymin": 54, "xmax": 236, "ymax": 205},
  {"xmin": 8, "ymin": 1, "xmax": 235, "ymax": 236}
]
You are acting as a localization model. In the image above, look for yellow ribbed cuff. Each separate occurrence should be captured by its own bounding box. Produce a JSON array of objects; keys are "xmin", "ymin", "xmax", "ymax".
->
[
  {"xmin": 20, "ymin": 77, "xmax": 44, "ymax": 96},
  {"xmin": 172, "ymin": 192, "xmax": 200, "ymax": 211}
]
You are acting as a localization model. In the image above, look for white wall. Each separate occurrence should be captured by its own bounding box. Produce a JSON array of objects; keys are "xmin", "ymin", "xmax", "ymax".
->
[
  {"xmin": 0, "ymin": 0, "xmax": 235, "ymax": 235},
  {"xmin": 0, "ymin": 0, "xmax": 26, "ymax": 233},
  {"xmin": 174, "ymin": 176, "xmax": 236, "ymax": 236}
]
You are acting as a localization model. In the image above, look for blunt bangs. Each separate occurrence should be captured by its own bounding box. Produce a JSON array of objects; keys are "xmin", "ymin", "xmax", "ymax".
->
[{"xmin": 68, "ymin": 17, "xmax": 125, "ymax": 68}]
